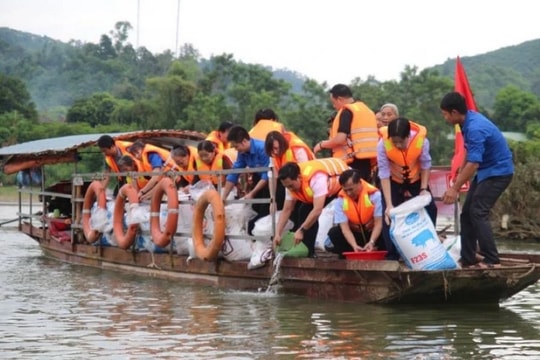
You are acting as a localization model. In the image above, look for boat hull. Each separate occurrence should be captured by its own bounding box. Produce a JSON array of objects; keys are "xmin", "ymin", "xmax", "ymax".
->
[{"xmin": 22, "ymin": 222, "xmax": 540, "ymax": 305}]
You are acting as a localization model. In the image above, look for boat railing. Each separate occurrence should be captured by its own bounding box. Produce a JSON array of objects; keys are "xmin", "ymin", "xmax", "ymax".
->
[
  {"xmin": 8, "ymin": 176, "xmax": 66, "ymax": 238},
  {"xmin": 70, "ymin": 165, "xmax": 277, "ymax": 243},
  {"xmin": 13, "ymin": 163, "xmax": 460, "ymax": 245}
]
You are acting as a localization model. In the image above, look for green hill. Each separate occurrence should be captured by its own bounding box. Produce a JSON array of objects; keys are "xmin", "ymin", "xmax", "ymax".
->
[
  {"xmin": 430, "ymin": 39, "xmax": 540, "ymax": 109},
  {"xmin": 1, "ymin": 26, "xmax": 540, "ymax": 111}
]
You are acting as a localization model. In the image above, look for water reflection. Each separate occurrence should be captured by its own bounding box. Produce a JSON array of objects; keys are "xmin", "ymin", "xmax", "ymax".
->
[{"xmin": 0, "ymin": 229, "xmax": 539, "ymax": 359}]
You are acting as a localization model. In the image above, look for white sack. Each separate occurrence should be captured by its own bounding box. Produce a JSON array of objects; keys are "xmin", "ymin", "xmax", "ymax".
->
[{"xmin": 389, "ymin": 194, "xmax": 458, "ymax": 270}]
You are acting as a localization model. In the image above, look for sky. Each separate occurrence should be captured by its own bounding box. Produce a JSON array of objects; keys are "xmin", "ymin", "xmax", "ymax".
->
[{"xmin": 1, "ymin": 0, "xmax": 539, "ymax": 85}]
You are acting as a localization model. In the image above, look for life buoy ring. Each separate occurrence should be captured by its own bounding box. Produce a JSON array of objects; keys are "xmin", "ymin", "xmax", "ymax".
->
[
  {"xmin": 113, "ymin": 183, "xmax": 139, "ymax": 249},
  {"xmin": 192, "ymin": 188, "xmax": 225, "ymax": 261},
  {"xmin": 82, "ymin": 180, "xmax": 107, "ymax": 243},
  {"xmin": 150, "ymin": 177, "xmax": 179, "ymax": 247}
]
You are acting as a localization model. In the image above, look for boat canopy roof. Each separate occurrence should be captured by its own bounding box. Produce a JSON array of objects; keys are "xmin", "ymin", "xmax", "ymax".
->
[{"xmin": 0, "ymin": 129, "xmax": 205, "ymax": 174}]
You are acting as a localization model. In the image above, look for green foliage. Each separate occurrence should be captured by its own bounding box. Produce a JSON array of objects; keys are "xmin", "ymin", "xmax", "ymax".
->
[
  {"xmin": 433, "ymin": 39, "xmax": 540, "ymax": 109},
  {"xmin": 510, "ymin": 140, "xmax": 540, "ymax": 164},
  {"xmin": 0, "ymin": 25, "xmax": 170, "ymax": 110},
  {"xmin": 282, "ymin": 79, "xmax": 329, "ymax": 145},
  {"xmin": 526, "ymin": 122, "xmax": 540, "ymax": 140},
  {"xmin": 66, "ymin": 92, "xmax": 119, "ymax": 127},
  {"xmin": 493, "ymin": 86, "xmax": 540, "ymax": 132},
  {"xmin": 145, "ymin": 75, "xmax": 197, "ymax": 129},
  {"xmin": 0, "ymin": 111, "xmax": 28, "ymax": 145},
  {"xmin": 493, "ymin": 161, "xmax": 540, "ymax": 224},
  {"xmin": 110, "ymin": 21, "xmax": 132, "ymax": 52},
  {"xmin": 180, "ymin": 93, "xmax": 230, "ymax": 132},
  {"xmin": 0, "ymin": 73, "xmax": 38, "ymax": 121},
  {"xmin": 2, "ymin": 25, "xmax": 540, "ymax": 170}
]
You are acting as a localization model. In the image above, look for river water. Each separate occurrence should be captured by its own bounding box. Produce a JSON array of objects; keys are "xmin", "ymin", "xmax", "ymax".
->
[{"xmin": 1, "ymin": 226, "xmax": 539, "ymax": 359}]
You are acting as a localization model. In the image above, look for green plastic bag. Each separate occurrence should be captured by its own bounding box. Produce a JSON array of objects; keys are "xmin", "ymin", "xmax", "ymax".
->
[{"xmin": 277, "ymin": 232, "xmax": 309, "ymax": 258}]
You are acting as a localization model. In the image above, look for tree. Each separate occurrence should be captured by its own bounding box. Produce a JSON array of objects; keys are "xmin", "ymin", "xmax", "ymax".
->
[
  {"xmin": 178, "ymin": 43, "xmax": 201, "ymax": 61},
  {"xmin": 145, "ymin": 74, "xmax": 197, "ymax": 129},
  {"xmin": 0, "ymin": 111, "xmax": 27, "ymax": 145},
  {"xmin": 198, "ymin": 55, "xmax": 292, "ymax": 126},
  {"xmin": 98, "ymin": 35, "xmax": 116, "ymax": 60},
  {"xmin": 493, "ymin": 86, "xmax": 540, "ymax": 132},
  {"xmin": 110, "ymin": 21, "xmax": 133, "ymax": 52},
  {"xmin": 0, "ymin": 74, "xmax": 38, "ymax": 121},
  {"xmin": 282, "ymin": 79, "xmax": 329, "ymax": 145},
  {"xmin": 66, "ymin": 92, "xmax": 118, "ymax": 127},
  {"xmin": 180, "ymin": 93, "xmax": 231, "ymax": 132}
]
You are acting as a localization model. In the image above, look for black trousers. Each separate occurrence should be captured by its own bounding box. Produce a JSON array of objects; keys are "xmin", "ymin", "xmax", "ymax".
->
[
  {"xmin": 298, "ymin": 196, "xmax": 336, "ymax": 256},
  {"xmin": 275, "ymin": 181, "xmax": 302, "ymax": 232},
  {"xmin": 349, "ymin": 158, "xmax": 373, "ymax": 183},
  {"xmin": 381, "ymin": 180, "xmax": 437, "ymax": 260},
  {"xmin": 460, "ymin": 175, "xmax": 513, "ymax": 266}
]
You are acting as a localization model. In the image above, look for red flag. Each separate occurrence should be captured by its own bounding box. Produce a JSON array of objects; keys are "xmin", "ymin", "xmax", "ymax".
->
[
  {"xmin": 450, "ymin": 57, "xmax": 477, "ymax": 184},
  {"xmin": 454, "ymin": 57, "xmax": 477, "ymax": 111}
]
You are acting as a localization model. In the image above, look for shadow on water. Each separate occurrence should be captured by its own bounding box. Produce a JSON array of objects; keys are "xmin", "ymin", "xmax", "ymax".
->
[{"xmin": 1, "ymin": 229, "xmax": 539, "ymax": 359}]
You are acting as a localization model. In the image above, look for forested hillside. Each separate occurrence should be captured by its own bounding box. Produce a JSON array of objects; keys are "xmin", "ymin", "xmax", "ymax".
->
[
  {"xmin": 433, "ymin": 39, "xmax": 540, "ymax": 109},
  {"xmin": 1, "ymin": 25, "xmax": 539, "ymax": 163},
  {"xmin": 3, "ymin": 27, "xmax": 540, "ymax": 112}
]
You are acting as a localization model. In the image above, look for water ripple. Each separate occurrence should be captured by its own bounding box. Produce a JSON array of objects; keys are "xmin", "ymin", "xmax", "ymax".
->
[{"xmin": 1, "ymin": 229, "xmax": 539, "ymax": 359}]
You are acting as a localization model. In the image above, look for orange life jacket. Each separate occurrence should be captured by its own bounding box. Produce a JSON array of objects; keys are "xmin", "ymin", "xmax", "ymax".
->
[
  {"xmin": 138, "ymin": 144, "xmax": 176, "ymax": 172},
  {"xmin": 339, "ymin": 179, "xmax": 379, "ymax": 229},
  {"xmin": 124, "ymin": 157, "xmax": 150, "ymax": 190},
  {"xmin": 126, "ymin": 172, "xmax": 149, "ymax": 190},
  {"xmin": 104, "ymin": 141, "xmax": 133, "ymax": 173},
  {"xmin": 205, "ymin": 130, "xmax": 229, "ymax": 152},
  {"xmin": 290, "ymin": 158, "xmax": 349, "ymax": 203},
  {"xmin": 329, "ymin": 102, "xmax": 378, "ymax": 163},
  {"xmin": 171, "ymin": 145, "xmax": 198, "ymax": 184},
  {"xmin": 379, "ymin": 121, "xmax": 427, "ymax": 184},
  {"xmin": 195, "ymin": 152, "xmax": 229, "ymax": 186},
  {"xmin": 249, "ymin": 119, "xmax": 285, "ymax": 141},
  {"xmin": 272, "ymin": 131, "xmax": 315, "ymax": 171}
]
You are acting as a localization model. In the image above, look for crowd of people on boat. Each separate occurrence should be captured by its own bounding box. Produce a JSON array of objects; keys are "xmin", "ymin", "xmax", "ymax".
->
[{"xmin": 95, "ymin": 84, "xmax": 514, "ymax": 267}]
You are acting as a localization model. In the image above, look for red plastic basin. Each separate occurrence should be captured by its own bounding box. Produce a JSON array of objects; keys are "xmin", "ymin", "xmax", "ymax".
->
[{"xmin": 342, "ymin": 250, "xmax": 388, "ymax": 261}]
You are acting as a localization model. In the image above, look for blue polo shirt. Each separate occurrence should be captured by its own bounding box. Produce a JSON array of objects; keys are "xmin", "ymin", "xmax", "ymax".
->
[
  {"xmin": 147, "ymin": 152, "xmax": 164, "ymax": 169},
  {"xmin": 463, "ymin": 110, "xmax": 514, "ymax": 182},
  {"xmin": 226, "ymin": 138, "xmax": 270, "ymax": 184}
]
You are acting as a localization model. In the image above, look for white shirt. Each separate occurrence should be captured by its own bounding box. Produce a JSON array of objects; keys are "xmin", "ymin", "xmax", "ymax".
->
[{"xmin": 285, "ymin": 173, "xmax": 328, "ymax": 201}]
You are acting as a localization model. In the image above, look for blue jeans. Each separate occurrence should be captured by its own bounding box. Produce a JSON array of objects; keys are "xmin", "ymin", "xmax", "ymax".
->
[{"xmin": 460, "ymin": 175, "xmax": 513, "ymax": 266}]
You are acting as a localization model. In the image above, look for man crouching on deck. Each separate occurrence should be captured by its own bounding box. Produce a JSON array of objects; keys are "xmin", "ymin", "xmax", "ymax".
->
[
  {"xmin": 325, "ymin": 169, "xmax": 383, "ymax": 257},
  {"xmin": 273, "ymin": 158, "xmax": 349, "ymax": 257}
]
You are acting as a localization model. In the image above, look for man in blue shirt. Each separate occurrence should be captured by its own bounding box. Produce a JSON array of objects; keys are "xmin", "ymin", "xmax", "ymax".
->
[
  {"xmin": 440, "ymin": 92, "xmax": 514, "ymax": 268},
  {"xmin": 222, "ymin": 125, "xmax": 271, "ymax": 234}
]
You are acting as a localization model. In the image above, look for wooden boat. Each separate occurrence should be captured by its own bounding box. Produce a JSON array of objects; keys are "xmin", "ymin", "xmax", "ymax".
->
[{"xmin": 1, "ymin": 131, "xmax": 539, "ymax": 305}]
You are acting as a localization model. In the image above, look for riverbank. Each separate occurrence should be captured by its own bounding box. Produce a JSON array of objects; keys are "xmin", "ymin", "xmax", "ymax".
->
[{"xmin": 0, "ymin": 186, "xmax": 20, "ymax": 203}]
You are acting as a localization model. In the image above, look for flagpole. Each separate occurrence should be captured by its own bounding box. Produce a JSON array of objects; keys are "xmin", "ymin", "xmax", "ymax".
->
[
  {"xmin": 452, "ymin": 56, "xmax": 478, "ymax": 236},
  {"xmin": 136, "ymin": 0, "xmax": 140, "ymax": 49},
  {"xmin": 175, "ymin": 0, "xmax": 181, "ymax": 58}
]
